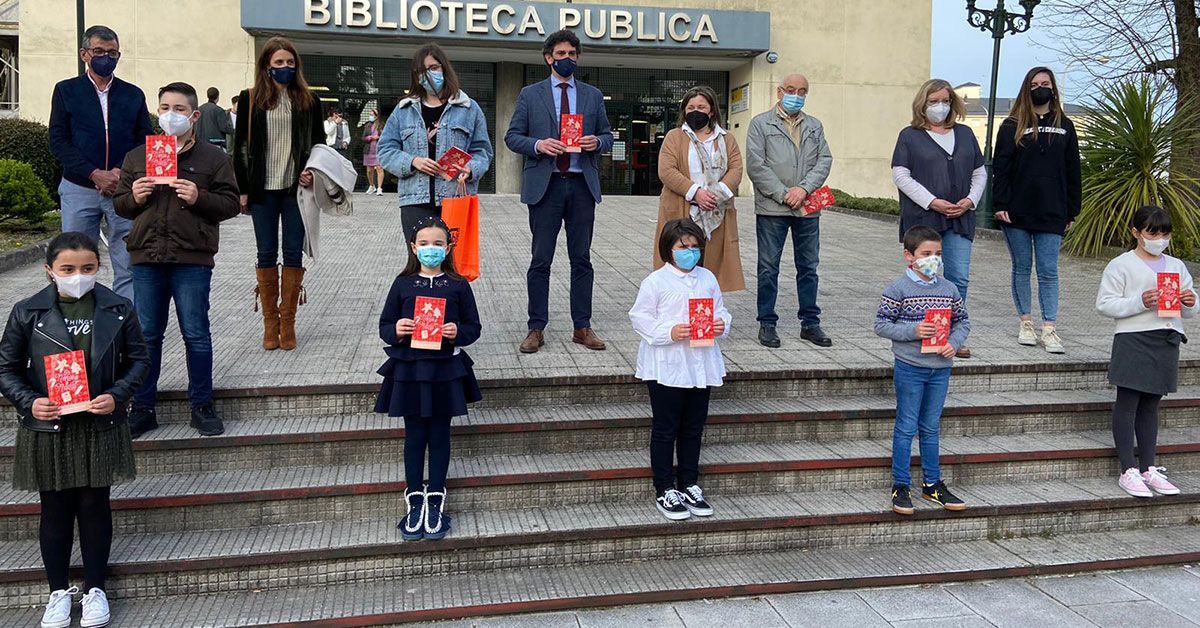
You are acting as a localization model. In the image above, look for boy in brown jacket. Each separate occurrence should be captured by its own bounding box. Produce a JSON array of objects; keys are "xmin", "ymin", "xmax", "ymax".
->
[{"xmin": 114, "ymin": 81, "xmax": 241, "ymax": 438}]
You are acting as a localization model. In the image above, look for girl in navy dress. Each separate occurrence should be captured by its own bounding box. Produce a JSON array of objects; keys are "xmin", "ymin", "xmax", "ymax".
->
[{"xmin": 376, "ymin": 217, "xmax": 481, "ymax": 540}]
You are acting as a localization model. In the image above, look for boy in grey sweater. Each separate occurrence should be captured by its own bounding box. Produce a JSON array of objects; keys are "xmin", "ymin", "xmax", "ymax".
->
[{"xmin": 874, "ymin": 226, "xmax": 970, "ymax": 515}]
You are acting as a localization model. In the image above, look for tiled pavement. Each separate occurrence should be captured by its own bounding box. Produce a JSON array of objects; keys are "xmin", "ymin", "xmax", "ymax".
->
[
  {"xmin": 2, "ymin": 194, "xmax": 1196, "ymax": 390},
  {"xmin": 408, "ymin": 565, "xmax": 1200, "ymax": 628}
]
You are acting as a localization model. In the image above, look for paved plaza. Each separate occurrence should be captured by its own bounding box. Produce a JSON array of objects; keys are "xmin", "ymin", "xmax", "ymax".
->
[{"xmin": 2, "ymin": 194, "xmax": 1196, "ymax": 390}]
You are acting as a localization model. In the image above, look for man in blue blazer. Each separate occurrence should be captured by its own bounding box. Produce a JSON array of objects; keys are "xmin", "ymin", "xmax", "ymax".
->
[
  {"xmin": 505, "ymin": 30, "xmax": 614, "ymax": 354},
  {"xmin": 48, "ymin": 25, "xmax": 153, "ymax": 301}
]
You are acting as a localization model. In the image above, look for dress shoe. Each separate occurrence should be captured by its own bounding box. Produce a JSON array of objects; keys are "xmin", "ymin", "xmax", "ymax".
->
[
  {"xmin": 800, "ymin": 325, "xmax": 833, "ymax": 347},
  {"xmin": 758, "ymin": 325, "xmax": 781, "ymax": 348},
  {"xmin": 519, "ymin": 330, "xmax": 545, "ymax": 354},
  {"xmin": 573, "ymin": 327, "xmax": 607, "ymax": 350},
  {"xmin": 956, "ymin": 346, "xmax": 972, "ymax": 359}
]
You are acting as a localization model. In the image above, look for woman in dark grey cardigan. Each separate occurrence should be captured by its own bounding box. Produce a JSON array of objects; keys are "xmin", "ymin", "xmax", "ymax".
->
[{"xmin": 891, "ymin": 79, "xmax": 986, "ymax": 358}]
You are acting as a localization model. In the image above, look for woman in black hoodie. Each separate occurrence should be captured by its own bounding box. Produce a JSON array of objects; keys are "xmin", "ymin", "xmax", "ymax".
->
[{"xmin": 993, "ymin": 66, "xmax": 1082, "ymax": 354}]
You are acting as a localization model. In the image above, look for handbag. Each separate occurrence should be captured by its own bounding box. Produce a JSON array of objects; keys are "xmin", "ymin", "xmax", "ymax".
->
[{"xmin": 441, "ymin": 182, "xmax": 480, "ymax": 282}]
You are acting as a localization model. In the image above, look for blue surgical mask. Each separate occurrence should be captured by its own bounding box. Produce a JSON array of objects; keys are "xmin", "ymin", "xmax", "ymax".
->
[
  {"xmin": 672, "ymin": 247, "xmax": 701, "ymax": 271},
  {"xmin": 551, "ymin": 58, "xmax": 577, "ymax": 79},
  {"xmin": 420, "ymin": 70, "xmax": 445, "ymax": 94},
  {"xmin": 781, "ymin": 94, "xmax": 805, "ymax": 114},
  {"xmin": 416, "ymin": 245, "xmax": 447, "ymax": 268},
  {"xmin": 268, "ymin": 66, "xmax": 296, "ymax": 85},
  {"xmin": 89, "ymin": 54, "xmax": 118, "ymax": 78},
  {"xmin": 912, "ymin": 254, "xmax": 942, "ymax": 278}
]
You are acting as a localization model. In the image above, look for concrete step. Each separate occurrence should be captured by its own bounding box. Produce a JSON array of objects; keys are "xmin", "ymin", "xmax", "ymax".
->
[
  {"xmin": 0, "ymin": 475, "xmax": 1195, "ymax": 608},
  {"xmin": 2, "ymin": 427, "xmax": 1198, "ymax": 541},
  {"xmin": 3, "ymin": 387, "xmax": 1198, "ymax": 482},
  {"xmin": 2, "ymin": 525, "xmax": 1198, "ymax": 626}
]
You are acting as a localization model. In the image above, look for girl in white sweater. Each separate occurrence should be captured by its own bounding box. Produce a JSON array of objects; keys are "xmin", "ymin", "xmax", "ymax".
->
[{"xmin": 1096, "ymin": 206, "xmax": 1198, "ymax": 497}]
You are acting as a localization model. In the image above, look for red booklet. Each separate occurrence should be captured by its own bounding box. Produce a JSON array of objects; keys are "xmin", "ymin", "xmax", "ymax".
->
[
  {"xmin": 1159, "ymin": 272, "xmax": 1182, "ymax": 318},
  {"xmin": 145, "ymin": 135, "xmax": 178, "ymax": 183},
  {"xmin": 560, "ymin": 114, "xmax": 583, "ymax": 153},
  {"xmin": 921, "ymin": 308, "xmax": 952, "ymax": 354},
  {"xmin": 437, "ymin": 146, "xmax": 472, "ymax": 180},
  {"xmin": 689, "ymin": 297, "xmax": 715, "ymax": 348},
  {"xmin": 44, "ymin": 350, "xmax": 91, "ymax": 414},
  {"xmin": 802, "ymin": 185, "xmax": 836, "ymax": 216},
  {"xmin": 411, "ymin": 296, "xmax": 447, "ymax": 350}
]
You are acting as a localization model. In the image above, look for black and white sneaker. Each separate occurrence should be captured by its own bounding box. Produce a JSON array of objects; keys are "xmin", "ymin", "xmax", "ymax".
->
[
  {"xmin": 891, "ymin": 484, "xmax": 914, "ymax": 515},
  {"xmin": 681, "ymin": 484, "xmax": 714, "ymax": 516},
  {"xmin": 922, "ymin": 480, "xmax": 967, "ymax": 511},
  {"xmin": 656, "ymin": 489, "xmax": 691, "ymax": 521}
]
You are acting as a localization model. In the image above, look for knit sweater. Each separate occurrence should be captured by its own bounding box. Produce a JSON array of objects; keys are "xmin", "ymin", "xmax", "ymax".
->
[
  {"xmin": 875, "ymin": 271, "xmax": 971, "ymax": 369},
  {"xmin": 1096, "ymin": 251, "xmax": 1197, "ymax": 335}
]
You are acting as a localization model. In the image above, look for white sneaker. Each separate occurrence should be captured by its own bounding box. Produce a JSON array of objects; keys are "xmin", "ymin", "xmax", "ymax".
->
[
  {"xmin": 41, "ymin": 587, "xmax": 77, "ymax": 628},
  {"xmin": 1040, "ymin": 326, "xmax": 1065, "ymax": 354},
  {"xmin": 1018, "ymin": 320, "xmax": 1038, "ymax": 346},
  {"xmin": 80, "ymin": 588, "xmax": 110, "ymax": 628},
  {"xmin": 365, "ymin": 186, "xmax": 377, "ymax": 194},
  {"xmin": 375, "ymin": 187, "xmax": 384, "ymax": 196}
]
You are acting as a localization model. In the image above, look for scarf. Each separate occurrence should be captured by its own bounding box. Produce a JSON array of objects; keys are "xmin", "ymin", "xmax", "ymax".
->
[{"xmin": 682, "ymin": 124, "xmax": 732, "ymax": 239}]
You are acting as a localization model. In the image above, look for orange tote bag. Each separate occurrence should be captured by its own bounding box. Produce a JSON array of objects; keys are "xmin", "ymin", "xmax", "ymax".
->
[{"xmin": 441, "ymin": 192, "xmax": 480, "ymax": 282}]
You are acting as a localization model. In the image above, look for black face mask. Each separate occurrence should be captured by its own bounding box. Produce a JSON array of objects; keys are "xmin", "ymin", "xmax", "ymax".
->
[
  {"xmin": 684, "ymin": 110, "xmax": 711, "ymax": 130},
  {"xmin": 1030, "ymin": 86, "xmax": 1054, "ymax": 106}
]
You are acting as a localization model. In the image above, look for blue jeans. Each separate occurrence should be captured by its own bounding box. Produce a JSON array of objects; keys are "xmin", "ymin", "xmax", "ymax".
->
[
  {"xmin": 756, "ymin": 215, "xmax": 821, "ymax": 327},
  {"xmin": 1002, "ymin": 226, "xmax": 1062, "ymax": 323},
  {"xmin": 250, "ymin": 190, "xmax": 305, "ymax": 268},
  {"xmin": 940, "ymin": 229, "xmax": 972, "ymax": 304},
  {"xmin": 891, "ymin": 359, "xmax": 951, "ymax": 486},
  {"xmin": 58, "ymin": 179, "xmax": 134, "ymax": 301},
  {"xmin": 132, "ymin": 264, "xmax": 214, "ymax": 408}
]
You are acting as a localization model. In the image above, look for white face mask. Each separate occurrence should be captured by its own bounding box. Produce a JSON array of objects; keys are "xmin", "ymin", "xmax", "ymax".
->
[
  {"xmin": 1143, "ymin": 237, "xmax": 1170, "ymax": 256},
  {"xmin": 926, "ymin": 102, "xmax": 951, "ymax": 125},
  {"xmin": 912, "ymin": 254, "xmax": 943, "ymax": 278},
  {"xmin": 158, "ymin": 111, "xmax": 194, "ymax": 136},
  {"xmin": 51, "ymin": 272, "xmax": 97, "ymax": 299}
]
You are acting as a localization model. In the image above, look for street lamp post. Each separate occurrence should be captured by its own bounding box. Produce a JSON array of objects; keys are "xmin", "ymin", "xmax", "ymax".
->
[{"xmin": 966, "ymin": 0, "xmax": 1040, "ymax": 227}]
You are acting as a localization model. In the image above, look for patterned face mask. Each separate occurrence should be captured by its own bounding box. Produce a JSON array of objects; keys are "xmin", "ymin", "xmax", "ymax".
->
[{"xmin": 911, "ymin": 254, "xmax": 942, "ymax": 278}]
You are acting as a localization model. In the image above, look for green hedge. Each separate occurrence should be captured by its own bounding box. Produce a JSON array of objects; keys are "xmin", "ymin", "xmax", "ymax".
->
[
  {"xmin": 0, "ymin": 119, "xmax": 62, "ymax": 195},
  {"xmin": 830, "ymin": 188, "xmax": 900, "ymax": 215},
  {"xmin": 0, "ymin": 159, "xmax": 57, "ymax": 226}
]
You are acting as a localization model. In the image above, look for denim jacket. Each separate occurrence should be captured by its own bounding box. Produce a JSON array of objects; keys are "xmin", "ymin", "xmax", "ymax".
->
[{"xmin": 377, "ymin": 90, "xmax": 493, "ymax": 207}]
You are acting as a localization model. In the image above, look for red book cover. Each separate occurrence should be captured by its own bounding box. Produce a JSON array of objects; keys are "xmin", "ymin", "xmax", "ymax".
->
[
  {"xmin": 1159, "ymin": 272, "xmax": 1182, "ymax": 318},
  {"xmin": 689, "ymin": 297, "xmax": 715, "ymax": 348},
  {"xmin": 43, "ymin": 350, "xmax": 91, "ymax": 414},
  {"xmin": 560, "ymin": 114, "xmax": 583, "ymax": 153},
  {"xmin": 921, "ymin": 308, "xmax": 952, "ymax": 354},
  {"xmin": 411, "ymin": 296, "xmax": 447, "ymax": 350},
  {"xmin": 802, "ymin": 185, "xmax": 836, "ymax": 216},
  {"xmin": 145, "ymin": 135, "xmax": 178, "ymax": 183},
  {"xmin": 437, "ymin": 146, "xmax": 472, "ymax": 180}
]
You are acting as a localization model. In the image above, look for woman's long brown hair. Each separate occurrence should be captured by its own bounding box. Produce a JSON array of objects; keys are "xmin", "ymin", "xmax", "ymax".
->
[
  {"xmin": 252, "ymin": 37, "xmax": 316, "ymax": 112},
  {"xmin": 409, "ymin": 43, "xmax": 462, "ymax": 102},
  {"xmin": 1008, "ymin": 66, "xmax": 1064, "ymax": 146}
]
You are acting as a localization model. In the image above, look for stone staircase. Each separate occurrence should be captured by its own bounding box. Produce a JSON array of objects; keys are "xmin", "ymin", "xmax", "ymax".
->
[{"xmin": 1, "ymin": 359, "xmax": 1199, "ymax": 626}]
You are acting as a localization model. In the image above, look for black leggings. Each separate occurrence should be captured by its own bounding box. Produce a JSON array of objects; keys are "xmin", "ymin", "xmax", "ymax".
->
[
  {"xmin": 39, "ymin": 486, "xmax": 113, "ymax": 591},
  {"xmin": 404, "ymin": 416, "xmax": 452, "ymax": 493},
  {"xmin": 1113, "ymin": 386, "xmax": 1162, "ymax": 472}
]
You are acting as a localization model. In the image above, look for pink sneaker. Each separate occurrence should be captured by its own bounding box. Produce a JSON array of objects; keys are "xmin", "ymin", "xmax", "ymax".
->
[
  {"xmin": 1119, "ymin": 468, "xmax": 1153, "ymax": 498},
  {"xmin": 1142, "ymin": 467, "xmax": 1181, "ymax": 495}
]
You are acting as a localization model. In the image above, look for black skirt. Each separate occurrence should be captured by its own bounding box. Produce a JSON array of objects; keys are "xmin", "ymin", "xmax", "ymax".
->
[
  {"xmin": 375, "ymin": 352, "xmax": 481, "ymax": 419},
  {"xmin": 1108, "ymin": 330, "xmax": 1184, "ymax": 395}
]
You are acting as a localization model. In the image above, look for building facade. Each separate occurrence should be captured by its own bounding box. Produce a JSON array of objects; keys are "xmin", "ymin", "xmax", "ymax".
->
[{"xmin": 19, "ymin": 0, "xmax": 932, "ymax": 197}]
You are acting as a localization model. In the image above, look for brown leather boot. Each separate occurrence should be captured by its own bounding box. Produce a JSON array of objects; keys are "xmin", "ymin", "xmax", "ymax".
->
[
  {"xmin": 279, "ymin": 266, "xmax": 307, "ymax": 351},
  {"xmin": 519, "ymin": 330, "xmax": 544, "ymax": 354},
  {"xmin": 254, "ymin": 266, "xmax": 280, "ymax": 351},
  {"xmin": 573, "ymin": 328, "xmax": 607, "ymax": 351}
]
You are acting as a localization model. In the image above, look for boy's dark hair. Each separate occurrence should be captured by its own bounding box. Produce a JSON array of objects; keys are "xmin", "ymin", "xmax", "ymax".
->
[
  {"xmin": 543, "ymin": 30, "xmax": 581, "ymax": 57},
  {"xmin": 658, "ymin": 218, "xmax": 707, "ymax": 265},
  {"xmin": 1131, "ymin": 205, "xmax": 1173, "ymax": 235},
  {"xmin": 401, "ymin": 216, "xmax": 465, "ymax": 281},
  {"xmin": 902, "ymin": 225, "xmax": 942, "ymax": 254},
  {"xmin": 46, "ymin": 232, "xmax": 100, "ymax": 267},
  {"xmin": 206, "ymin": 87, "xmax": 220, "ymax": 102},
  {"xmin": 159, "ymin": 81, "xmax": 199, "ymax": 110},
  {"xmin": 231, "ymin": 95, "xmax": 239, "ymax": 105}
]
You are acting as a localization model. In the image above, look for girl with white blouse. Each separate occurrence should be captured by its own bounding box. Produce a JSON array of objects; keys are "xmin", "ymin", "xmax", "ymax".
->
[{"xmin": 629, "ymin": 218, "xmax": 731, "ymax": 521}]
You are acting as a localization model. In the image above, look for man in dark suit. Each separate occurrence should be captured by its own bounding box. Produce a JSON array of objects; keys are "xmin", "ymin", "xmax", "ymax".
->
[{"xmin": 505, "ymin": 30, "xmax": 614, "ymax": 354}]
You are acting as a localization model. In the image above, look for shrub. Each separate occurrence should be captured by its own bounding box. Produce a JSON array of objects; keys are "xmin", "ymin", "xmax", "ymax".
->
[
  {"xmin": 0, "ymin": 159, "xmax": 57, "ymax": 226},
  {"xmin": 830, "ymin": 187, "xmax": 901, "ymax": 215},
  {"xmin": 0, "ymin": 119, "xmax": 62, "ymax": 195}
]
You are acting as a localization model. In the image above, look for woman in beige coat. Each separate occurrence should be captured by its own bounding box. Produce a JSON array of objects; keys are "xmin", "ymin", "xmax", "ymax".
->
[{"xmin": 654, "ymin": 86, "xmax": 745, "ymax": 291}]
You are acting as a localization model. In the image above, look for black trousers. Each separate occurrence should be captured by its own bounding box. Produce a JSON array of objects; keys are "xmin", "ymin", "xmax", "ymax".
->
[
  {"xmin": 527, "ymin": 175, "xmax": 595, "ymax": 331},
  {"xmin": 647, "ymin": 382, "xmax": 711, "ymax": 494},
  {"xmin": 39, "ymin": 487, "xmax": 112, "ymax": 591},
  {"xmin": 1113, "ymin": 386, "xmax": 1162, "ymax": 472},
  {"xmin": 404, "ymin": 416, "xmax": 452, "ymax": 493}
]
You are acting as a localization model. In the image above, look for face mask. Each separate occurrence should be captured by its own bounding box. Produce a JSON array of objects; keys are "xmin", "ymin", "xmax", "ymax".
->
[
  {"xmin": 89, "ymin": 54, "xmax": 118, "ymax": 78},
  {"xmin": 911, "ymin": 254, "xmax": 942, "ymax": 278},
  {"xmin": 415, "ymin": 245, "xmax": 447, "ymax": 268},
  {"xmin": 926, "ymin": 102, "xmax": 951, "ymax": 124},
  {"xmin": 158, "ymin": 111, "xmax": 194, "ymax": 136},
  {"xmin": 269, "ymin": 66, "xmax": 296, "ymax": 85},
  {"xmin": 1143, "ymin": 237, "xmax": 1170, "ymax": 256},
  {"xmin": 1030, "ymin": 86, "xmax": 1054, "ymax": 106},
  {"xmin": 672, "ymin": 247, "xmax": 701, "ymax": 271},
  {"xmin": 367, "ymin": 115, "xmax": 376, "ymax": 122},
  {"xmin": 684, "ymin": 110, "xmax": 711, "ymax": 131},
  {"xmin": 551, "ymin": 58, "xmax": 577, "ymax": 79},
  {"xmin": 420, "ymin": 70, "xmax": 445, "ymax": 94},
  {"xmin": 51, "ymin": 272, "xmax": 97, "ymax": 299},
  {"xmin": 781, "ymin": 94, "xmax": 805, "ymax": 114}
]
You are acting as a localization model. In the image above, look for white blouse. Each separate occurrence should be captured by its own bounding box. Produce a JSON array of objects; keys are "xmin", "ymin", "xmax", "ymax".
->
[
  {"xmin": 629, "ymin": 264, "xmax": 730, "ymax": 389},
  {"xmin": 683, "ymin": 125, "xmax": 734, "ymax": 203}
]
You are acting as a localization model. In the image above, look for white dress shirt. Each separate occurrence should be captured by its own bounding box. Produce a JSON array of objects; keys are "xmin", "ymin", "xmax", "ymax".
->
[
  {"xmin": 87, "ymin": 72, "xmax": 111, "ymax": 129},
  {"xmin": 629, "ymin": 264, "xmax": 730, "ymax": 388}
]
